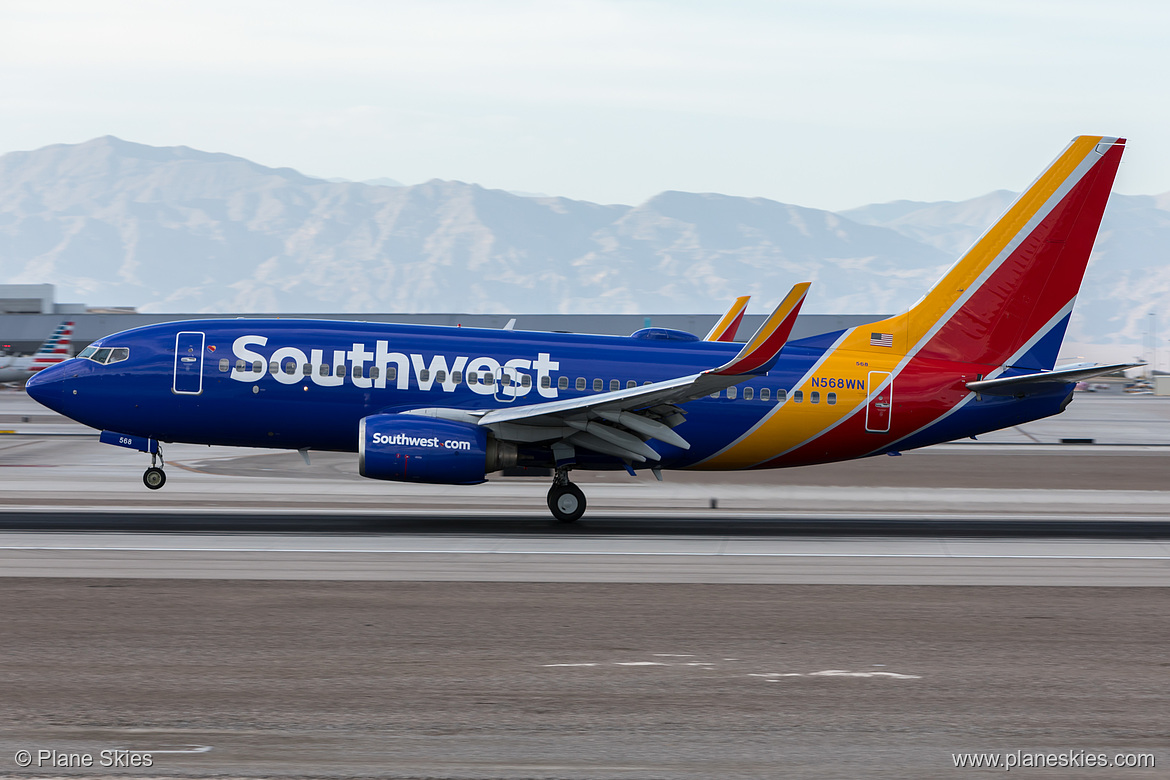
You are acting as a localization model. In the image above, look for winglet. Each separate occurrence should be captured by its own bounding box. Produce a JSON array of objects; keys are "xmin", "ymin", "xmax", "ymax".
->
[
  {"xmin": 704, "ymin": 296, "xmax": 751, "ymax": 342},
  {"xmin": 711, "ymin": 283, "xmax": 810, "ymax": 376}
]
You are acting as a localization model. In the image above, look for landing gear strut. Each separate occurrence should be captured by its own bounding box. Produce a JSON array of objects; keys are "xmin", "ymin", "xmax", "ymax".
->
[
  {"xmin": 142, "ymin": 447, "xmax": 166, "ymax": 490},
  {"xmin": 547, "ymin": 467, "xmax": 586, "ymax": 523}
]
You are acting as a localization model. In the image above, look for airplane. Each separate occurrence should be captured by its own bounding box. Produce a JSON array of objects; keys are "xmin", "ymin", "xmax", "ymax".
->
[
  {"xmin": 26, "ymin": 136, "xmax": 1135, "ymax": 522},
  {"xmin": 0, "ymin": 321, "xmax": 74, "ymax": 384}
]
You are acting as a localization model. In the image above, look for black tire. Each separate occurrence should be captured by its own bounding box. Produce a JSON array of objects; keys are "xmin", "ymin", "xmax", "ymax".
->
[
  {"xmin": 143, "ymin": 467, "xmax": 166, "ymax": 490},
  {"xmin": 548, "ymin": 483, "xmax": 586, "ymax": 523}
]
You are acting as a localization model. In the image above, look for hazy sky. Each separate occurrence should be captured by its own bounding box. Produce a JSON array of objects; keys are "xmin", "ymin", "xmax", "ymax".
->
[{"xmin": 2, "ymin": 0, "xmax": 1167, "ymax": 210}]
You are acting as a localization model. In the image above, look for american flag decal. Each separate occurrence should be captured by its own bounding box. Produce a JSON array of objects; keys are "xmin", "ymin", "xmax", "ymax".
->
[{"xmin": 870, "ymin": 332, "xmax": 893, "ymax": 347}]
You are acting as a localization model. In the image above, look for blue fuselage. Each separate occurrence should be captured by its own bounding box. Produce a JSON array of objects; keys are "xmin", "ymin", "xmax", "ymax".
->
[{"xmin": 27, "ymin": 318, "xmax": 1071, "ymax": 471}]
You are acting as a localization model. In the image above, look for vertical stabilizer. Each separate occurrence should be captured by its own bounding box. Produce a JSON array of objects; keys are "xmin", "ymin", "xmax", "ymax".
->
[
  {"xmin": 36, "ymin": 321, "xmax": 74, "ymax": 358},
  {"xmin": 901, "ymin": 136, "xmax": 1125, "ymax": 370}
]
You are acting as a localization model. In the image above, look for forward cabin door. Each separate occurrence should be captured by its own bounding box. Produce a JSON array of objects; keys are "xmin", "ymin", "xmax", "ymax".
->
[
  {"xmin": 173, "ymin": 331, "xmax": 206, "ymax": 395},
  {"xmin": 865, "ymin": 371, "xmax": 892, "ymax": 433}
]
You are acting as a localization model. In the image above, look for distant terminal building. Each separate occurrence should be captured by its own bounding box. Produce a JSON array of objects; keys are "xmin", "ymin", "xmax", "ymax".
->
[
  {"xmin": 0, "ymin": 284, "xmax": 884, "ymax": 355},
  {"xmin": 0, "ymin": 284, "xmax": 90, "ymax": 315}
]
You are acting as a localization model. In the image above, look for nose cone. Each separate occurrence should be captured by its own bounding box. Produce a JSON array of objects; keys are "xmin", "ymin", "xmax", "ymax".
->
[{"xmin": 25, "ymin": 361, "xmax": 71, "ymax": 413}]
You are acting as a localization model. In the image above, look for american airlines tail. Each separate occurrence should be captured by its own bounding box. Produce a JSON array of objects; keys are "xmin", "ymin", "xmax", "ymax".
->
[
  {"xmin": 876, "ymin": 136, "xmax": 1125, "ymax": 371},
  {"xmin": 35, "ymin": 321, "xmax": 74, "ymax": 359}
]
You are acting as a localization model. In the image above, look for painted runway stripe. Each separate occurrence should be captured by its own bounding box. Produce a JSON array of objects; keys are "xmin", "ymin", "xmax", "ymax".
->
[{"xmin": 0, "ymin": 546, "xmax": 1165, "ymax": 560}]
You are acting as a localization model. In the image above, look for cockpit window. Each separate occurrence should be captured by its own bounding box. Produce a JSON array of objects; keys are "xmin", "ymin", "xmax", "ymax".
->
[{"xmin": 79, "ymin": 346, "xmax": 130, "ymax": 365}]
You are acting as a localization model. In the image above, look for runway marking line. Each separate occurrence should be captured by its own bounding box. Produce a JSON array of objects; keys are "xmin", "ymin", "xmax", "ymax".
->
[{"xmin": 0, "ymin": 545, "xmax": 1166, "ymax": 561}]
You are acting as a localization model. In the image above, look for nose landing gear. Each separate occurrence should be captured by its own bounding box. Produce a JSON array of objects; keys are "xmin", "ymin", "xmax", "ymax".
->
[
  {"xmin": 142, "ymin": 448, "xmax": 166, "ymax": 490},
  {"xmin": 547, "ymin": 467, "xmax": 586, "ymax": 523}
]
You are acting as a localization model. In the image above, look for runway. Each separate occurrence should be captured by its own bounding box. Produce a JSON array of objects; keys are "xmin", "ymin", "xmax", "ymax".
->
[
  {"xmin": 1, "ymin": 579, "xmax": 1165, "ymax": 778},
  {"xmin": 3, "ymin": 429, "xmax": 1170, "ymax": 586},
  {"xmin": 0, "ymin": 530, "xmax": 1167, "ymax": 585},
  {"xmin": 2, "ymin": 392, "xmax": 1168, "ymax": 776}
]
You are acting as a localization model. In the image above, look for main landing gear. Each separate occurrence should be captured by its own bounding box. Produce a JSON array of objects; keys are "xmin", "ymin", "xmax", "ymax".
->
[
  {"xmin": 547, "ymin": 467, "xmax": 586, "ymax": 523},
  {"xmin": 142, "ymin": 448, "xmax": 166, "ymax": 490}
]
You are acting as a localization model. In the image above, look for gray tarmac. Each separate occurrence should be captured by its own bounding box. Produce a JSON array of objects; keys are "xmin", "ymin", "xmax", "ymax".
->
[
  {"xmin": 0, "ymin": 580, "xmax": 1166, "ymax": 779},
  {"xmin": 1, "ymin": 390, "xmax": 1169, "ymax": 777},
  {"xmin": 1, "ymin": 531, "xmax": 1168, "ymax": 586}
]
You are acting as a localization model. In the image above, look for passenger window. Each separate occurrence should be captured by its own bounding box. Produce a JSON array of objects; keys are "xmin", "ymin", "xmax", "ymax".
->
[
  {"xmin": 541, "ymin": 376, "xmax": 551, "ymax": 389},
  {"xmin": 609, "ymin": 379, "xmax": 619, "ymax": 391},
  {"xmin": 794, "ymin": 390, "xmax": 803, "ymax": 403},
  {"xmin": 253, "ymin": 360, "xmax": 263, "ymax": 373},
  {"xmin": 760, "ymin": 387, "xmax": 770, "ymax": 401},
  {"xmin": 269, "ymin": 361, "xmax": 279, "ymax": 374},
  {"xmin": 743, "ymin": 387, "xmax": 754, "ymax": 400},
  {"xmin": 303, "ymin": 364, "xmax": 312, "ymax": 375},
  {"xmin": 419, "ymin": 369, "xmax": 429, "ymax": 382},
  {"xmin": 336, "ymin": 364, "xmax": 347, "ymax": 377},
  {"xmin": 319, "ymin": 364, "xmax": 330, "ymax": 376},
  {"xmin": 644, "ymin": 380, "xmax": 652, "ymax": 386},
  {"xmin": 452, "ymin": 371, "xmax": 462, "ymax": 384},
  {"xmin": 502, "ymin": 374, "xmax": 511, "ymax": 386},
  {"xmin": 436, "ymin": 370, "xmax": 446, "ymax": 383},
  {"xmin": 577, "ymin": 377, "xmax": 587, "ymax": 390},
  {"xmin": 387, "ymin": 367, "xmax": 397, "ymax": 381},
  {"xmin": 354, "ymin": 365, "xmax": 364, "ymax": 379},
  {"xmin": 521, "ymin": 375, "xmax": 531, "ymax": 388},
  {"xmin": 778, "ymin": 389, "xmax": 787, "ymax": 402},
  {"xmin": 468, "ymin": 372, "xmax": 478, "ymax": 385},
  {"xmin": 370, "ymin": 366, "xmax": 380, "ymax": 379},
  {"xmin": 236, "ymin": 359, "xmax": 245, "ymax": 371},
  {"xmin": 558, "ymin": 376, "xmax": 569, "ymax": 390},
  {"xmin": 284, "ymin": 362, "xmax": 296, "ymax": 375},
  {"xmin": 218, "ymin": 358, "xmax": 229, "ymax": 373},
  {"xmin": 626, "ymin": 380, "xmax": 636, "ymax": 389},
  {"xmin": 727, "ymin": 386, "xmax": 738, "ymax": 400},
  {"xmin": 827, "ymin": 392, "xmax": 837, "ymax": 405},
  {"xmin": 710, "ymin": 391, "xmax": 720, "ymax": 398},
  {"xmin": 811, "ymin": 391, "xmax": 820, "ymax": 404},
  {"xmin": 593, "ymin": 378, "xmax": 602, "ymax": 391}
]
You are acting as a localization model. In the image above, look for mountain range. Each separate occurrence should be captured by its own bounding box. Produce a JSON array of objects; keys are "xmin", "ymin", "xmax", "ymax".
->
[{"xmin": 1, "ymin": 136, "xmax": 1167, "ymax": 357}]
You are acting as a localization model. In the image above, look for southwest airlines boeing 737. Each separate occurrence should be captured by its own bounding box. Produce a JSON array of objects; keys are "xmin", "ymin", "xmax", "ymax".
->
[{"xmin": 27, "ymin": 136, "xmax": 1133, "ymax": 522}]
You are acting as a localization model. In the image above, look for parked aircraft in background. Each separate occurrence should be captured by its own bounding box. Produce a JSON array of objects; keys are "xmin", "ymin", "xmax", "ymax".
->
[
  {"xmin": 0, "ymin": 321, "xmax": 74, "ymax": 384},
  {"xmin": 27, "ymin": 137, "xmax": 1134, "ymax": 521}
]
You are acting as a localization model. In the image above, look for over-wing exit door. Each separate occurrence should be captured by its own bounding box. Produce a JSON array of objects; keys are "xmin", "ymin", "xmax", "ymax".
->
[{"xmin": 865, "ymin": 371, "xmax": 892, "ymax": 433}]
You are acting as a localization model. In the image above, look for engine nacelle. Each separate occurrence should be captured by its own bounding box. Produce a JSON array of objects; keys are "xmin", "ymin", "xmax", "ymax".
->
[{"xmin": 358, "ymin": 414, "xmax": 515, "ymax": 484}]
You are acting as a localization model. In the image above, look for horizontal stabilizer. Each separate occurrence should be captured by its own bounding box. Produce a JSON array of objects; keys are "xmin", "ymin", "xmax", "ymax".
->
[
  {"xmin": 704, "ymin": 296, "xmax": 751, "ymax": 342},
  {"xmin": 712, "ymin": 283, "xmax": 810, "ymax": 376},
  {"xmin": 966, "ymin": 362, "xmax": 1142, "ymax": 395}
]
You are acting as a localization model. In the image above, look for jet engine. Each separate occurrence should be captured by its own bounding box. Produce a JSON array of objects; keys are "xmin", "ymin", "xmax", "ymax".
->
[{"xmin": 358, "ymin": 414, "xmax": 516, "ymax": 484}]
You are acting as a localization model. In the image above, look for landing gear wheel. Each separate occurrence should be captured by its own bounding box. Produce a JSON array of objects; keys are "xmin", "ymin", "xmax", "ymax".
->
[
  {"xmin": 143, "ymin": 467, "xmax": 166, "ymax": 490},
  {"xmin": 548, "ymin": 482, "xmax": 586, "ymax": 523}
]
